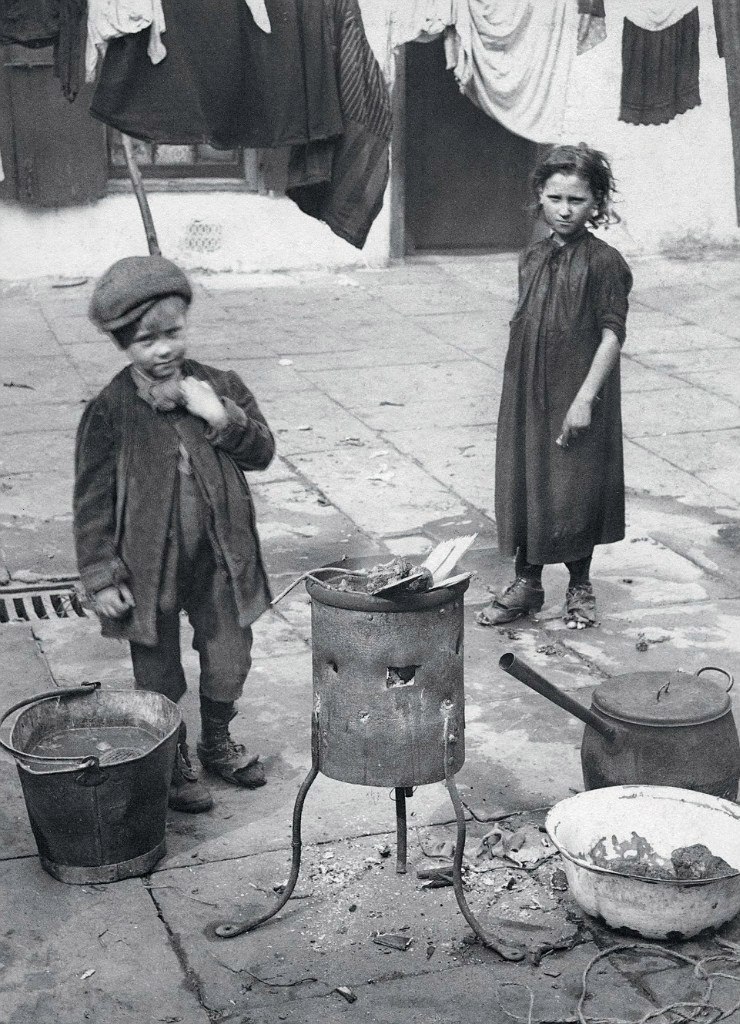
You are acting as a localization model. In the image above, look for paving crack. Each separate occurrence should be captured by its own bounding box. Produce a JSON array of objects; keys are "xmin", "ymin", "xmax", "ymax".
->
[{"xmin": 144, "ymin": 881, "xmax": 220, "ymax": 1022}]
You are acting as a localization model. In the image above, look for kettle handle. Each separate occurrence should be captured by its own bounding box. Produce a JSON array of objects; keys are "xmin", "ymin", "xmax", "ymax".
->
[{"xmin": 697, "ymin": 666, "xmax": 734, "ymax": 693}]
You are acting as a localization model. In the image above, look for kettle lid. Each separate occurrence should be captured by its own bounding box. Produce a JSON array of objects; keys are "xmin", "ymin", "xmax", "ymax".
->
[{"xmin": 592, "ymin": 670, "xmax": 731, "ymax": 726}]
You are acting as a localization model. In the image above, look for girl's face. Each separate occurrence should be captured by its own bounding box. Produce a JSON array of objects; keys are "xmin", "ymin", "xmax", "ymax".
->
[
  {"xmin": 125, "ymin": 295, "xmax": 189, "ymax": 379},
  {"xmin": 539, "ymin": 172, "xmax": 596, "ymax": 243}
]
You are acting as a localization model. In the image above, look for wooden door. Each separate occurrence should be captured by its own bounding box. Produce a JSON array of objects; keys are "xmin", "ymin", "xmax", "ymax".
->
[{"xmin": 404, "ymin": 37, "xmax": 540, "ymax": 253}]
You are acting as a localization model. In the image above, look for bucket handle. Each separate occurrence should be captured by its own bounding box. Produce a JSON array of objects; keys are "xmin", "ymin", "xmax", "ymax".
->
[
  {"xmin": 697, "ymin": 666, "xmax": 734, "ymax": 693},
  {"xmin": 0, "ymin": 681, "xmax": 102, "ymax": 768}
]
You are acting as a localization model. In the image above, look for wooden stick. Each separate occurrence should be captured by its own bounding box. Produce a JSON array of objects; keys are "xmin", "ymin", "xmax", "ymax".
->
[{"xmin": 120, "ymin": 134, "xmax": 161, "ymax": 256}]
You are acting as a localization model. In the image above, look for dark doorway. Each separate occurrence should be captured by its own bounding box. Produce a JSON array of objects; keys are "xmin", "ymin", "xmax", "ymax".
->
[{"xmin": 404, "ymin": 37, "xmax": 540, "ymax": 253}]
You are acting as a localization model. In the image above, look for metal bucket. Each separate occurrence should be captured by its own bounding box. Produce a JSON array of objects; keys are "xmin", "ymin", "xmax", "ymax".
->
[
  {"xmin": 306, "ymin": 576, "xmax": 468, "ymax": 788},
  {"xmin": 0, "ymin": 682, "xmax": 180, "ymax": 884}
]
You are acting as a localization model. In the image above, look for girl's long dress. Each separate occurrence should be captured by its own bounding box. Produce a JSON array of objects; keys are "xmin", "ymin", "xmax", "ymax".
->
[{"xmin": 495, "ymin": 230, "xmax": 633, "ymax": 565}]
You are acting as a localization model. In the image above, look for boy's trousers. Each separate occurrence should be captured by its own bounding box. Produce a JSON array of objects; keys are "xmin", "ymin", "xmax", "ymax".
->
[{"xmin": 129, "ymin": 545, "xmax": 253, "ymax": 706}]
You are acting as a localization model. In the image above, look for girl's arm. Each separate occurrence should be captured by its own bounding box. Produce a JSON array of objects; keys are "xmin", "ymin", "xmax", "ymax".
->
[{"xmin": 559, "ymin": 328, "xmax": 621, "ymax": 445}]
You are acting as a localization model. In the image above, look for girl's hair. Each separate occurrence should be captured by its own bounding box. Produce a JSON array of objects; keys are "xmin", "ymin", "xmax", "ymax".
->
[{"xmin": 530, "ymin": 143, "xmax": 620, "ymax": 227}]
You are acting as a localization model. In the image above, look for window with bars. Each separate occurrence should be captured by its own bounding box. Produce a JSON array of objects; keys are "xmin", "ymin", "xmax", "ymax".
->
[{"xmin": 107, "ymin": 130, "xmax": 288, "ymax": 192}]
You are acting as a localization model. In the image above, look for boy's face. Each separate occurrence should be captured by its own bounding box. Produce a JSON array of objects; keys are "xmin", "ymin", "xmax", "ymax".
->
[{"xmin": 124, "ymin": 296, "xmax": 189, "ymax": 379}]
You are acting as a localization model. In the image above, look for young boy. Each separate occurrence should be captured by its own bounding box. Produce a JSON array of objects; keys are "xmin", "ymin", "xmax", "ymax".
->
[{"xmin": 74, "ymin": 255, "xmax": 275, "ymax": 813}]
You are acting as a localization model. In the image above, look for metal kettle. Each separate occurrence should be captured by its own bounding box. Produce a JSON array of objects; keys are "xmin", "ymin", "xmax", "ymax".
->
[{"xmin": 499, "ymin": 653, "xmax": 740, "ymax": 799}]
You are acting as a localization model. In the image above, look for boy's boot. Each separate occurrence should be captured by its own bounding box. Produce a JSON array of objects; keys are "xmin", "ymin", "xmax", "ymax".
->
[
  {"xmin": 169, "ymin": 721, "xmax": 214, "ymax": 813},
  {"xmin": 197, "ymin": 696, "xmax": 266, "ymax": 789}
]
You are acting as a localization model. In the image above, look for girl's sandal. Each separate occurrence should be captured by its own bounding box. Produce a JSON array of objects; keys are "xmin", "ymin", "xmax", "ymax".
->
[{"xmin": 564, "ymin": 583, "xmax": 597, "ymax": 630}]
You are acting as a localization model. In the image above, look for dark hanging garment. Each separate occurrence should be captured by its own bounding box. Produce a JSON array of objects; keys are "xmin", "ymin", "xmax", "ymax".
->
[
  {"xmin": 620, "ymin": 7, "xmax": 701, "ymax": 125},
  {"xmin": 715, "ymin": 0, "xmax": 740, "ymax": 224},
  {"xmin": 286, "ymin": 0, "xmax": 392, "ymax": 249},
  {"xmin": 714, "ymin": 0, "xmax": 725, "ymax": 58},
  {"xmin": 577, "ymin": 0, "xmax": 604, "ymax": 16},
  {"xmin": 53, "ymin": 0, "xmax": 86, "ymax": 101},
  {"xmin": 0, "ymin": 0, "xmax": 58, "ymax": 47},
  {"xmin": 90, "ymin": 0, "xmax": 344, "ymax": 148}
]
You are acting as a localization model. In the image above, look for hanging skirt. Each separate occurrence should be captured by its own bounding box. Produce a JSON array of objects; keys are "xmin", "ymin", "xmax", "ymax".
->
[
  {"xmin": 620, "ymin": 6, "xmax": 700, "ymax": 126},
  {"xmin": 90, "ymin": 0, "xmax": 344, "ymax": 149}
]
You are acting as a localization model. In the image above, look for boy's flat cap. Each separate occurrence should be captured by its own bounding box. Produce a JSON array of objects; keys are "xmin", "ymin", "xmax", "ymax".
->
[{"xmin": 89, "ymin": 255, "xmax": 192, "ymax": 332}]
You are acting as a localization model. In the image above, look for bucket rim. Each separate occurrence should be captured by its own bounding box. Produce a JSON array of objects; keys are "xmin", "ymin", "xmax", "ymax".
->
[{"xmin": 3, "ymin": 685, "xmax": 181, "ymax": 774}]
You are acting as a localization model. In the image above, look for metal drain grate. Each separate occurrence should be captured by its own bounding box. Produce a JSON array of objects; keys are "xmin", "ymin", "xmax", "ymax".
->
[{"xmin": 0, "ymin": 577, "xmax": 87, "ymax": 625}]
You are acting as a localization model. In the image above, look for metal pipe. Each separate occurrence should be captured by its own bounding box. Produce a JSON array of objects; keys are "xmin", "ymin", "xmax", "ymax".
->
[{"xmin": 499, "ymin": 653, "xmax": 616, "ymax": 742}]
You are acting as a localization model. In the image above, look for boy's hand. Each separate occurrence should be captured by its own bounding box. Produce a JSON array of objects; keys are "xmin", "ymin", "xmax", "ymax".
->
[
  {"xmin": 93, "ymin": 584, "xmax": 135, "ymax": 619},
  {"xmin": 559, "ymin": 397, "xmax": 592, "ymax": 447},
  {"xmin": 180, "ymin": 377, "xmax": 229, "ymax": 430}
]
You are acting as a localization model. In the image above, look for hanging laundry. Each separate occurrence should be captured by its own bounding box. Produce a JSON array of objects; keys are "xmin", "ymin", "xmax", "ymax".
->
[
  {"xmin": 0, "ymin": 0, "xmax": 58, "ymax": 47},
  {"xmin": 90, "ymin": 0, "xmax": 343, "ymax": 149},
  {"xmin": 714, "ymin": 0, "xmax": 740, "ymax": 223},
  {"xmin": 620, "ymin": 6, "xmax": 700, "ymax": 125},
  {"xmin": 54, "ymin": 0, "xmax": 86, "ymax": 101},
  {"xmin": 389, "ymin": 0, "xmax": 453, "ymax": 49},
  {"xmin": 622, "ymin": 0, "xmax": 697, "ymax": 32},
  {"xmin": 578, "ymin": 13, "xmax": 607, "ymax": 55},
  {"xmin": 286, "ymin": 0, "xmax": 392, "ymax": 249},
  {"xmin": 714, "ymin": 0, "xmax": 725, "ymax": 59},
  {"xmin": 86, "ymin": 0, "xmax": 167, "ymax": 83},
  {"xmin": 444, "ymin": 0, "xmax": 580, "ymax": 145}
]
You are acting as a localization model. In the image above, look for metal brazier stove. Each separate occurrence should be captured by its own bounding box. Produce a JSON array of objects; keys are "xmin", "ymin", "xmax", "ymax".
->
[{"xmin": 213, "ymin": 573, "xmax": 521, "ymax": 960}]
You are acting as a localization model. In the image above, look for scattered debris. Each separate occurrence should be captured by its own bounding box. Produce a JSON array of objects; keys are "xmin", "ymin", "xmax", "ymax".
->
[
  {"xmin": 341, "ymin": 436, "xmax": 363, "ymax": 446},
  {"xmin": 462, "ymin": 801, "xmax": 550, "ymax": 825},
  {"xmin": 550, "ymin": 868, "xmax": 569, "ymax": 892},
  {"xmin": 377, "ymin": 843, "xmax": 391, "ymax": 859},
  {"xmin": 278, "ymin": 358, "xmax": 293, "ymax": 366},
  {"xmin": 334, "ymin": 986, "xmax": 357, "ymax": 1004},
  {"xmin": 417, "ymin": 864, "xmax": 454, "ymax": 888},
  {"xmin": 3, "ymin": 381, "xmax": 34, "ymax": 390},
  {"xmin": 536, "ymin": 644, "xmax": 560, "ymax": 656},
  {"xmin": 473, "ymin": 824, "xmax": 557, "ymax": 870},
  {"xmin": 622, "ymin": 577, "xmax": 634, "ymax": 584},
  {"xmin": 80, "ymin": 969, "xmax": 96, "ymax": 981},
  {"xmin": 370, "ymin": 449, "xmax": 390, "ymax": 459},
  {"xmin": 52, "ymin": 276, "xmax": 88, "ymax": 288},
  {"xmin": 372, "ymin": 931, "xmax": 412, "ymax": 952},
  {"xmin": 379, "ymin": 400, "xmax": 404, "ymax": 407},
  {"xmin": 367, "ymin": 467, "xmax": 396, "ymax": 484},
  {"xmin": 635, "ymin": 631, "xmax": 671, "ymax": 653},
  {"xmin": 295, "ymin": 424, "xmax": 312, "ymax": 431}
]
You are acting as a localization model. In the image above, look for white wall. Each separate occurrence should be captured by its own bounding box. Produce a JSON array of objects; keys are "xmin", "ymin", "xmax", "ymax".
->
[
  {"xmin": 0, "ymin": 0, "xmax": 395, "ymax": 281},
  {"xmin": 562, "ymin": 0, "xmax": 740, "ymax": 254},
  {"xmin": 1, "ymin": 0, "xmax": 737, "ymax": 278}
]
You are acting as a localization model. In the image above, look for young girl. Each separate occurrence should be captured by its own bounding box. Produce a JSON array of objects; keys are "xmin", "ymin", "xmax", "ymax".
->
[{"xmin": 478, "ymin": 144, "xmax": 632, "ymax": 630}]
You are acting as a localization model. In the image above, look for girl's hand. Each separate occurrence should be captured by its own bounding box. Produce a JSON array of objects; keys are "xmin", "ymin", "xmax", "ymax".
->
[
  {"xmin": 559, "ymin": 397, "xmax": 592, "ymax": 447},
  {"xmin": 93, "ymin": 584, "xmax": 135, "ymax": 619},
  {"xmin": 180, "ymin": 377, "xmax": 229, "ymax": 430}
]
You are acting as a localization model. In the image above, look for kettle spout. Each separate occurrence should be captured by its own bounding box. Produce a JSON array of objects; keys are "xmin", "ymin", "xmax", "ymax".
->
[{"xmin": 499, "ymin": 653, "xmax": 616, "ymax": 742}]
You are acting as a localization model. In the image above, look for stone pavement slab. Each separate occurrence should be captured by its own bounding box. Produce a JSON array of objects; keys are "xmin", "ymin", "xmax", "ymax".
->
[
  {"xmin": 4, "ymin": 253, "xmax": 740, "ymax": 1022},
  {"xmin": 0, "ymin": 858, "xmax": 209, "ymax": 1024}
]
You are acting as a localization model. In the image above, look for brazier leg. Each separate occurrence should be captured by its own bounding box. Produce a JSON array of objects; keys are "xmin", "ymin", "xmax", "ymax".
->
[
  {"xmin": 211, "ymin": 711, "xmax": 320, "ymax": 939},
  {"xmin": 443, "ymin": 714, "xmax": 525, "ymax": 962},
  {"xmin": 395, "ymin": 787, "xmax": 408, "ymax": 873}
]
